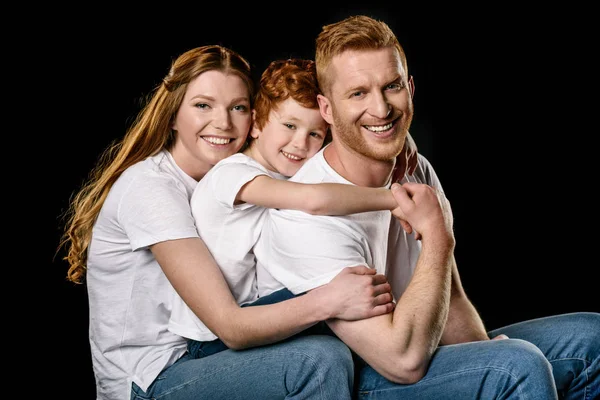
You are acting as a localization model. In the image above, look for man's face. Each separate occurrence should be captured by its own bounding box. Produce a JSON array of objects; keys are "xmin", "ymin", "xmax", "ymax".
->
[{"xmin": 320, "ymin": 47, "xmax": 413, "ymax": 161}]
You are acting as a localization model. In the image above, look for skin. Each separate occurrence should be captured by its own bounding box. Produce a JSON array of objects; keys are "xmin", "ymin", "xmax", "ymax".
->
[
  {"xmin": 245, "ymin": 98, "xmax": 328, "ymax": 177},
  {"xmin": 315, "ymin": 47, "xmax": 491, "ymax": 384},
  {"xmin": 171, "ymin": 70, "xmax": 252, "ymax": 180},
  {"xmin": 152, "ymin": 70, "xmax": 396, "ymax": 350}
]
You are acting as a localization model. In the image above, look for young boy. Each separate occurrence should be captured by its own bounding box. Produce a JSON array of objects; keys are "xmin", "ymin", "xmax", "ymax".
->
[{"xmin": 168, "ymin": 59, "xmax": 413, "ymax": 355}]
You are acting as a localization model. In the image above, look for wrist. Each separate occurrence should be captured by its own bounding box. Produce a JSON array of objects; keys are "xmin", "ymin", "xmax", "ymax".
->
[{"xmin": 304, "ymin": 285, "xmax": 336, "ymax": 321}]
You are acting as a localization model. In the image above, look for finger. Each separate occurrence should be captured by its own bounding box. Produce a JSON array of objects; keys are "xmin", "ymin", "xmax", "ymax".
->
[
  {"xmin": 372, "ymin": 284, "xmax": 392, "ymax": 298},
  {"xmin": 372, "ymin": 292, "xmax": 393, "ymax": 306},
  {"xmin": 345, "ymin": 265, "xmax": 376, "ymax": 275},
  {"xmin": 492, "ymin": 334, "xmax": 509, "ymax": 340},
  {"xmin": 391, "ymin": 183, "xmax": 413, "ymax": 208},
  {"xmin": 370, "ymin": 274, "xmax": 389, "ymax": 286},
  {"xmin": 368, "ymin": 302, "xmax": 395, "ymax": 317},
  {"xmin": 398, "ymin": 219, "xmax": 413, "ymax": 234}
]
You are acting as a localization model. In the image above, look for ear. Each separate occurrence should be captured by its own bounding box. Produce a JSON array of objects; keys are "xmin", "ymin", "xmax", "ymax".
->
[
  {"xmin": 408, "ymin": 75, "xmax": 415, "ymax": 98},
  {"xmin": 317, "ymin": 94, "xmax": 334, "ymax": 125},
  {"xmin": 250, "ymin": 110, "xmax": 261, "ymax": 139}
]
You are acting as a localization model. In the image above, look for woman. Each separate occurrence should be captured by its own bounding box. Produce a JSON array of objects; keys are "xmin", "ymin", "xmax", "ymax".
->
[{"xmin": 59, "ymin": 45, "xmax": 417, "ymax": 400}]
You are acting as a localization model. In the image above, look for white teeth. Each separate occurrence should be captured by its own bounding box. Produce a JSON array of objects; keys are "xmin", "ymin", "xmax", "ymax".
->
[
  {"xmin": 204, "ymin": 137, "xmax": 232, "ymax": 145},
  {"xmin": 281, "ymin": 151, "xmax": 302, "ymax": 161},
  {"xmin": 365, "ymin": 122, "xmax": 393, "ymax": 132}
]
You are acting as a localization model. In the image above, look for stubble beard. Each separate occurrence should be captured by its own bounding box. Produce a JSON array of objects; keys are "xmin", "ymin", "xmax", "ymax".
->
[{"xmin": 331, "ymin": 109, "xmax": 413, "ymax": 162}]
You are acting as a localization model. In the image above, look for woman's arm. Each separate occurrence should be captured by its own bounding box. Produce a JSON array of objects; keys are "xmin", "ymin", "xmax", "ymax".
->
[
  {"xmin": 237, "ymin": 175, "xmax": 399, "ymax": 215},
  {"xmin": 153, "ymin": 237, "xmax": 393, "ymax": 349}
]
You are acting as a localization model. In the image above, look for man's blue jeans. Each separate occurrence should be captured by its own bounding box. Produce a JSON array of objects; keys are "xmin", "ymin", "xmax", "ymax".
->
[{"xmin": 356, "ymin": 312, "xmax": 600, "ymax": 399}]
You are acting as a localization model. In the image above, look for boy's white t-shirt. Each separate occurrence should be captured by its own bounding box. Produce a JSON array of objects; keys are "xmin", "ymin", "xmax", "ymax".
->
[
  {"xmin": 168, "ymin": 153, "xmax": 286, "ymax": 342},
  {"xmin": 86, "ymin": 150, "xmax": 198, "ymax": 400},
  {"xmin": 254, "ymin": 147, "xmax": 443, "ymax": 302}
]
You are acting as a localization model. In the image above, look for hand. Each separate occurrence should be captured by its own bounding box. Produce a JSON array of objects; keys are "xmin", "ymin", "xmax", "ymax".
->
[
  {"xmin": 491, "ymin": 334, "xmax": 509, "ymax": 340},
  {"xmin": 322, "ymin": 265, "xmax": 394, "ymax": 321},
  {"xmin": 391, "ymin": 131, "xmax": 418, "ymax": 183},
  {"xmin": 390, "ymin": 182, "xmax": 454, "ymax": 242}
]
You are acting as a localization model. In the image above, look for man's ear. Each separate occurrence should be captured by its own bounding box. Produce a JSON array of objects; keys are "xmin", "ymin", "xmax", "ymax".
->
[
  {"xmin": 408, "ymin": 75, "xmax": 415, "ymax": 98},
  {"xmin": 317, "ymin": 94, "xmax": 334, "ymax": 125}
]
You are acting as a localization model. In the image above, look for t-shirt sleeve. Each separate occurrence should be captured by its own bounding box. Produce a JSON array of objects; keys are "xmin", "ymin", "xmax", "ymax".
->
[
  {"xmin": 209, "ymin": 161, "xmax": 269, "ymax": 209},
  {"xmin": 118, "ymin": 172, "xmax": 199, "ymax": 251},
  {"xmin": 257, "ymin": 210, "xmax": 370, "ymax": 294}
]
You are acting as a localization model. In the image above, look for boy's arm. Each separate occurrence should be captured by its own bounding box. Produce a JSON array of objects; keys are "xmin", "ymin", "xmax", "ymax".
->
[{"xmin": 237, "ymin": 175, "xmax": 398, "ymax": 215}]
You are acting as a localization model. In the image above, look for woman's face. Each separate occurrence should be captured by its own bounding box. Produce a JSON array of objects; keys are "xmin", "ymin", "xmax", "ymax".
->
[{"xmin": 171, "ymin": 70, "xmax": 252, "ymax": 180}]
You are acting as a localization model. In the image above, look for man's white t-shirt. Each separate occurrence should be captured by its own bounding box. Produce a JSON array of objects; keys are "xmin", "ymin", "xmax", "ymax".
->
[
  {"xmin": 254, "ymin": 146, "xmax": 443, "ymax": 302},
  {"xmin": 86, "ymin": 150, "xmax": 198, "ymax": 400},
  {"xmin": 168, "ymin": 153, "xmax": 286, "ymax": 342}
]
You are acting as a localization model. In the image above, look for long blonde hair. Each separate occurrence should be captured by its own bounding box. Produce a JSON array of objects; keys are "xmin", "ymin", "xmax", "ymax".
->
[{"xmin": 58, "ymin": 45, "xmax": 254, "ymax": 284}]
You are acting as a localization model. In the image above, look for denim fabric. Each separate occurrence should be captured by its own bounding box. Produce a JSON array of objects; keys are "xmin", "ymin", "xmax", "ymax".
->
[
  {"xmin": 356, "ymin": 312, "xmax": 600, "ymax": 399},
  {"xmin": 187, "ymin": 288, "xmax": 333, "ymax": 359},
  {"xmin": 131, "ymin": 335, "xmax": 354, "ymax": 399}
]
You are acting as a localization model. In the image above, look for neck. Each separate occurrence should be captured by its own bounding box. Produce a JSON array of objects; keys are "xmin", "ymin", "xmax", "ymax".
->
[{"xmin": 323, "ymin": 142, "xmax": 394, "ymax": 188}]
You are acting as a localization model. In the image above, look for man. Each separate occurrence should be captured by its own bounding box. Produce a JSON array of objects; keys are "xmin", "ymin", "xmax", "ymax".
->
[{"xmin": 254, "ymin": 15, "xmax": 599, "ymax": 398}]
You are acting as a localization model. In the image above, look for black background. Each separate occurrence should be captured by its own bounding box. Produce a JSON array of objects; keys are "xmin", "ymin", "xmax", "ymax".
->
[{"xmin": 41, "ymin": 4, "xmax": 597, "ymax": 398}]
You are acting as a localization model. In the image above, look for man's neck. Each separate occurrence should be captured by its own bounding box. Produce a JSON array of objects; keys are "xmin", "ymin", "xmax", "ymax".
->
[{"xmin": 323, "ymin": 142, "xmax": 394, "ymax": 188}]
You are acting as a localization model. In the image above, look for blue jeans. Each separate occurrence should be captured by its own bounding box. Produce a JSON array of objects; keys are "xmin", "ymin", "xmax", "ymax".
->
[
  {"xmin": 187, "ymin": 289, "xmax": 333, "ymax": 359},
  {"xmin": 131, "ymin": 334, "xmax": 354, "ymax": 399},
  {"xmin": 356, "ymin": 312, "xmax": 600, "ymax": 399}
]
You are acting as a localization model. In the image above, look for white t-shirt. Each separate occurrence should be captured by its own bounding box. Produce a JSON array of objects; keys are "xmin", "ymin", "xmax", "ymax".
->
[
  {"xmin": 254, "ymin": 146, "xmax": 442, "ymax": 302},
  {"xmin": 168, "ymin": 153, "xmax": 286, "ymax": 342},
  {"xmin": 86, "ymin": 150, "xmax": 198, "ymax": 400}
]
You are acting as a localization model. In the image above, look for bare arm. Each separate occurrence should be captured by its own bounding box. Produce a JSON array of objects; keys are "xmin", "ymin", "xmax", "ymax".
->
[
  {"xmin": 439, "ymin": 256, "xmax": 489, "ymax": 344},
  {"xmin": 237, "ymin": 175, "xmax": 398, "ymax": 215},
  {"xmin": 153, "ymin": 237, "xmax": 394, "ymax": 350},
  {"xmin": 327, "ymin": 183, "xmax": 455, "ymax": 384}
]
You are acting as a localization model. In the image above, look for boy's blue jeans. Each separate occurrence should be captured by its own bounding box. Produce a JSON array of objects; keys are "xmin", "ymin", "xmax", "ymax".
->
[{"xmin": 144, "ymin": 288, "xmax": 600, "ymax": 399}]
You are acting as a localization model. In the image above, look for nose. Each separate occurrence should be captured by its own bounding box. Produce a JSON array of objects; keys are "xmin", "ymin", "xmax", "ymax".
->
[
  {"xmin": 214, "ymin": 108, "xmax": 232, "ymax": 130},
  {"xmin": 291, "ymin": 132, "xmax": 309, "ymax": 151},
  {"xmin": 370, "ymin": 92, "xmax": 392, "ymax": 119}
]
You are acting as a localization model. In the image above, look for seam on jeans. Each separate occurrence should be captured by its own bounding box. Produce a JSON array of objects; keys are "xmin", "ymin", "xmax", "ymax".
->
[
  {"xmin": 358, "ymin": 366, "xmax": 524, "ymax": 398},
  {"xmin": 150, "ymin": 351, "xmax": 331, "ymax": 399}
]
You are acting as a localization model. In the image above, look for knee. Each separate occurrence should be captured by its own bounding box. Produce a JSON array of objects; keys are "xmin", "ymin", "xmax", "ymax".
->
[
  {"xmin": 493, "ymin": 339, "xmax": 553, "ymax": 377},
  {"xmin": 296, "ymin": 335, "xmax": 353, "ymax": 367}
]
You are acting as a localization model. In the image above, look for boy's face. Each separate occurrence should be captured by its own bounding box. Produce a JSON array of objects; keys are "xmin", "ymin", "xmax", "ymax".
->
[{"xmin": 249, "ymin": 98, "xmax": 328, "ymax": 177}]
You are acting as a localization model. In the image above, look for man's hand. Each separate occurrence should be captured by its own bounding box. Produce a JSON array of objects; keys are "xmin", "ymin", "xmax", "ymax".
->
[
  {"xmin": 390, "ymin": 182, "xmax": 454, "ymax": 242},
  {"xmin": 392, "ymin": 131, "xmax": 418, "ymax": 183},
  {"xmin": 316, "ymin": 266, "xmax": 395, "ymax": 321}
]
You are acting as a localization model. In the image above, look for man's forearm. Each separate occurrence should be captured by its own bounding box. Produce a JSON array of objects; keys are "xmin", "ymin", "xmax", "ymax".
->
[{"xmin": 440, "ymin": 256, "xmax": 488, "ymax": 345}]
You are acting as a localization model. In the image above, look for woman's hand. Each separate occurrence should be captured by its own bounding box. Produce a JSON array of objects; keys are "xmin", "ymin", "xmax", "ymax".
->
[{"xmin": 314, "ymin": 266, "xmax": 395, "ymax": 321}]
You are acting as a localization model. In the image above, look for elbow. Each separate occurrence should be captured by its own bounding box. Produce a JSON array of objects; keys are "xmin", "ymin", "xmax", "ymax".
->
[
  {"xmin": 303, "ymin": 197, "xmax": 329, "ymax": 215},
  {"xmin": 215, "ymin": 331, "xmax": 249, "ymax": 350},
  {"xmin": 379, "ymin": 352, "xmax": 431, "ymax": 384}
]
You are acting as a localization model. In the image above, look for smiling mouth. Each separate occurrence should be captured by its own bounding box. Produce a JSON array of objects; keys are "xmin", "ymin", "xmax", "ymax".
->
[
  {"xmin": 203, "ymin": 137, "xmax": 233, "ymax": 145},
  {"xmin": 281, "ymin": 151, "xmax": 303, "ymax": 161},
  {"xmin": 363, "ymin": 121, "xmax": 394, "ymax": 132}
]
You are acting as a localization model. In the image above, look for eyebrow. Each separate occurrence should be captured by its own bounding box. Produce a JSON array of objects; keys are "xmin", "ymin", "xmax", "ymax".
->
[{"xmin": 190, "ymin": 94, "xmax": 250, "ymax": 104}]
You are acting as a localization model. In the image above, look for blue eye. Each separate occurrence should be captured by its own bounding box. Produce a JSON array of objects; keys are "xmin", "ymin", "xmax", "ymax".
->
[
  {"xmin": 233, "ymin": 105, "xmax": 248, "ymax": 112},
  {"xmin": 284, "ymin": 123, "xmax": 296, "ymax": 130},
  {"xmin": 195, "ymin": 103, "xmax": 210, "ymax": 109},
  {"xmin": 310, "ymin": 132, "xmax": 323, "ymax": 139}
]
